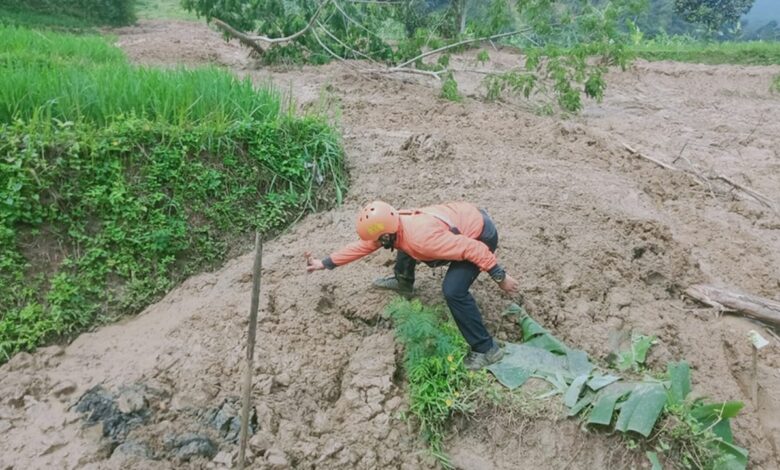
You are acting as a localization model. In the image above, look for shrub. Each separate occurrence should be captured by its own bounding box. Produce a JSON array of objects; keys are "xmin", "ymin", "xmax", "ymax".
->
[{"xmin": 0, "ymin": 0, "xmax": 135, "ymax": 26}]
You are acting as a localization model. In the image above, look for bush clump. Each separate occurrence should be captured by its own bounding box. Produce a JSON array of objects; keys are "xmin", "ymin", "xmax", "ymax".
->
[{"xmin": 0, "ymin": 0, "xmax": 135, "ymax": 26}]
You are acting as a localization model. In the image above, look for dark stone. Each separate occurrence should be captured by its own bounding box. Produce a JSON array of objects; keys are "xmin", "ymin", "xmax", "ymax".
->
[
  {"xmin": 74, "ymin": 385, "xmax": 150, "ymax": 443},
  {"xmin": 112, "ymin": 441, "xmax": 154, "ymax": 460},
  {"xmin": 205, "ymin": 397, "xmax": 256, "ymax": 443},
  {"xmin": 170, "ymin": 433, "xmax": 218, "ymax": 461}
]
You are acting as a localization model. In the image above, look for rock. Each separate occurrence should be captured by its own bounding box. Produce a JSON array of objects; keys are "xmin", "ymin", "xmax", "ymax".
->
[
  {"xmin": 311, "ymin": 410, "xmax": 329, "ymax": 435},
  {"xmin": 255, "ymin": 402, "xmax": 277, "ymax": 433},
  {"xmin": 274, "ymin": 372, "xmax": 291, "ymax": 388},
  {"xmin": 265, "ymin": 447, "xmax": 289, "ymax": 469},
  {"xmin": 248, "ymin": 430, "xmax": 274, "ymax": 454},
  {"xmin": 211, "ymin": 401, "xmax": 240, "ymax": 441},
  {"xmin": 385, "ymin": 397, "xmax": 403, "ymax": 412},
  {"xmin": 75, "ymin": 386, "xmax": 149, "ymax": 443},
  {"xmin": 51, "ymin": 380, "xmax": 77, "ymax": 398},
  {"xmin": 112, "ymin": 441, "xmax": 153, "ymax": 460},
  {"xmin": 117, "ymin": 386, "xmax": 147, "ymax": 414},
  {"xmin": 212, "ymin": 450, "xmax": 233, "ymax": 466},
  {"xmin": 172, "ymin": 433, "xmax": 218, "ymax": 461}
]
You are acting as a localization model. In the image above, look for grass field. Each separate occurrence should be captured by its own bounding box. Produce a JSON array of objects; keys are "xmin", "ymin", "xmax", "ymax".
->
[
  {"xmin": 135, "ymin": 0, "xmax": 198, "ymax": 20},
  {"xmin": 632, "ymin": 40, "xmax": 780, "ymax": 65},
  {"xmin": 0, "ymin": 5, "xmax": 95, "ymax": 30}
]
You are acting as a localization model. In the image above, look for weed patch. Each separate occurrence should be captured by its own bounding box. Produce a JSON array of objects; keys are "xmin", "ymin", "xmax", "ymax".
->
[
  {"xmin": 388, "ymin": 300, "xmax": 750, "ymax": 469},
  {"xmin": 440, "ymin": 73, "xmax": 462, "ymax": 103}
]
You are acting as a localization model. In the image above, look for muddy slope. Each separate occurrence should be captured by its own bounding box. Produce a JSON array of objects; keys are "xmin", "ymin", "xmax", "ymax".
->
[{"xmin": 1, "ymin": 21, "xmax": 779, "ymax": 469}]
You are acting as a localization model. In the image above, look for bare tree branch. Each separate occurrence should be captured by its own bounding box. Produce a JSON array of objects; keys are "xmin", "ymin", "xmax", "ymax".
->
[
  {"xmin": 392, "ymin": 30, "xmax": 531, "ymax": 70},
  {"xmin": 316, "ymin": 20, "xmax": 379, "ymax": 63},
  {"xmin": 247, "ymin": 0, "xmax": 331, "ymax": 43},
  {"xmin": 331, "ymin": 0, "xmax": 382, "ymax": 38},
  {"xmin": 715, "ymin": 174, "xmax": 778, "ymax": 214},
  {"xmin": 212, "ymin": 18, "xmax": 267, "ymax": 56}
]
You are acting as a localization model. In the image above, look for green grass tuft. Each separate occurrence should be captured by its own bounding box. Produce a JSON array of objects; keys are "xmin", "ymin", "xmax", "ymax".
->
[
  {"xmin": 386, "ymin": 299, "xmax": 485, "ymax": 466},
  {"xmin": 440, "ymin": 73, "xmax": 462, "ymax": 103}
]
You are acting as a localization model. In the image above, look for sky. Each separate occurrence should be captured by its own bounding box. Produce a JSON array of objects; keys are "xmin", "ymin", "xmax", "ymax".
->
[{"xmin": 744, "ymin": 0, "xmax": 780, "ymax": 29}]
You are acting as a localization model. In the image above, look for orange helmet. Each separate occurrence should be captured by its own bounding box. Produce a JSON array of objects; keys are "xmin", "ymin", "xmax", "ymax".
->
[{"xmin": 356, "ymin": 201, "xmax": 400, "ymax": 241}]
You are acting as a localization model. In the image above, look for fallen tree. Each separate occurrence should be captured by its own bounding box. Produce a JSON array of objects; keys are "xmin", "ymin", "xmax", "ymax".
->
[
  {"xmin": 684, "ymin": 284, "xmax": 780, "ymax": 328},
  {"xmin": 184, "ymin": 0, "xmax": 643, "ymax": 112}
]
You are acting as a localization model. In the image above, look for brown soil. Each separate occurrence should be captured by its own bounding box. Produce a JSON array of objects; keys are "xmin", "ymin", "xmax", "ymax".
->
[{"xmin": 2, "ymin": 20, "xmax": 779, "ymax": 469}]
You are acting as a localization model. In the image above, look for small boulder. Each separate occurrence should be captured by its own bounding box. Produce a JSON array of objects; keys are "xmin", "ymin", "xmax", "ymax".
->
[
  {"xmin": 117, "ymin": 386, "xmax": 147, "ymax": 414},
  {"xmin": 266, "ymin": 447, "xmax": 289, "ymax": 469},
  {"xmin": 173, "ymin": 433, "xmax": 218, "ymax": 461}
]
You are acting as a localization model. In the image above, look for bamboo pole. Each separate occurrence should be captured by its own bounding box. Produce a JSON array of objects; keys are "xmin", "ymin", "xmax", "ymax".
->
[{"xmin": 238, "ymin": 232, "xmax": 263, "ymax": 469}]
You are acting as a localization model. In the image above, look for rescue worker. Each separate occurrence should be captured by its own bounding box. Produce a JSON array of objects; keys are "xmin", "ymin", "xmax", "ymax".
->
[{"xmin": 305, "ymin": 201, "xmax": 519, "ymax": 370}]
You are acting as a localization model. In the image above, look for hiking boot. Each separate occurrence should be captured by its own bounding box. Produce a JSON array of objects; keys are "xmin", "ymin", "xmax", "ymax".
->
[
  {"xmin": 464, "ymin": 342, "xmax": 504, "ymax": 370},
  {"xmin": 372, "ymin": 275, "xmax": 414, "ymax": 297}
]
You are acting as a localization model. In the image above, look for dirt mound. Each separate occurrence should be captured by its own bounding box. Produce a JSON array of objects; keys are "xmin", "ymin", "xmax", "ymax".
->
[
  {"xmin": 1, "ymin": 20, "xmax": 779, "ymax": 469},
  {"xmin": 111, "ymin": 20, "xmax": 247, "ymax": 68}
]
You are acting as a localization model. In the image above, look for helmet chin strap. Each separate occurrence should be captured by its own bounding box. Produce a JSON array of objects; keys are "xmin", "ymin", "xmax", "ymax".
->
[{"xmin": 379, "ymin": 233, "xmax": 397, "ymax": 251}]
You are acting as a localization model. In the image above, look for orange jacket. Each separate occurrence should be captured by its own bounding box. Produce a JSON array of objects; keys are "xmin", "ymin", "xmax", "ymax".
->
[{"xmin": 325, "ymin": 202, "xmax": 499, "ymax": 272}]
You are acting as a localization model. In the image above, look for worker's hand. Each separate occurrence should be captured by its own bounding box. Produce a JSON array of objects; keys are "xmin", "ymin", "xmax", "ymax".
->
[
  {"xmin": 498, "ymin": 274, "xmax": 520, "ymax": 295},
  {"xmin": 305, "ymin": 252, "xmax": 325, "ymax": 273}
]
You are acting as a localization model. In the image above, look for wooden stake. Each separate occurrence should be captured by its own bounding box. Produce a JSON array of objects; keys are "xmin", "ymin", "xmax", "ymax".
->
[{"xmin": 238, "ymin": 232, "xmax": 263, "ymax": 469}]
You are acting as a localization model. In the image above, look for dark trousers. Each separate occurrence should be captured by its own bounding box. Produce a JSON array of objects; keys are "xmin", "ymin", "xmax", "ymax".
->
[{"xmin": 394, "ymin": 210, "xmax": 498, "ymax": 353}]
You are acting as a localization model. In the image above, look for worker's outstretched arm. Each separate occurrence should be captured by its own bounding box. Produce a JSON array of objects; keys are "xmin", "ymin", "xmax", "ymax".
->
[{"xmin": 305, "ymin": 239, "xmax": 381, "ymax": 272}]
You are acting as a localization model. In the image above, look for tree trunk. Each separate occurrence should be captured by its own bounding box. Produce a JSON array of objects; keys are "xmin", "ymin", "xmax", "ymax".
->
[
  {"xmin": 684, "ymin": 284, "xmax": 780, "ymax": 328},
  {"xmin": 459, "ymin": 0, "xmax": 467, "ymax": 35}
]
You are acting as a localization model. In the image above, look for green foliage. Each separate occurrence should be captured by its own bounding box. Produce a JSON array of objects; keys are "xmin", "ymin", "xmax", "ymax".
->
[
  {"xmin": 773, "ymin": 74, "xmax": 780, "ymax": 93},
  {"xmin": 135, "ymin": 0, "xmax": 198, "ymax": 20},
  {"xmin": 496, "ymin": 305, "xmax": 748, "ymax": 469},
  {"xmin": 386, "ymin": 299, "xmax": 483, "ymax": 461},
  {"xmin": 181, "ymin": 0, "xmax": 641, "ymax": 113},
  {"xmin": 475, "ymin": 49, "xmax": 490, "ymax": 65},
  {"xmin": 440, "ymin": 73, "xmax": 462, "ymax": 102},
  {"xmin": 632, "ymin": 38, "xmax": 780, "ymax": 65},
  {"xmin": 0, "ymin": 0, "xmax": 136, "ymax": 26},
  {"xmin": 613, "ymin": 333, "xmax": 657, "ymax": 371},
  {"xmin": 480, "ymin": 0, "xmax": 638, "ymax": 112},
  {"xmin": 0, "ymin": 27, "xmax": 346, "ymax": 362},
  {"xmin": 673, "ymin": 0, "xmax": 755, "ymax": 32}
]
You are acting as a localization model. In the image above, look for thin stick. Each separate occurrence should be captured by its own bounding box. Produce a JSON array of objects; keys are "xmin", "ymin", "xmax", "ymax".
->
[
  {"xmin": 363, "ymin": 67, "xmax": 443, "ymax": 80},
  {"xmin": 393, "ymin": 29, "xmax": 530, "ymax": 70},
  {"xmin": 622, "ymin": 142, "xmax": 679, "ymax": 172},
  {"xmin": 248, "ymin": 0, "xmax": 331, "ymax": 42},
  {"xmin": 316, "ymin": 20, "xmax": 378, "ymax": 63},
  {"xmin": 751, "ymin": 346, "xmax": 758, "ymax": 406},
  {"xmin": 238, "ymin": 233, "xmax": 263, "ymax": 469},
  {"xmin": 715, "ymin": 174, "xmax": 778, "ymax": 214}
]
